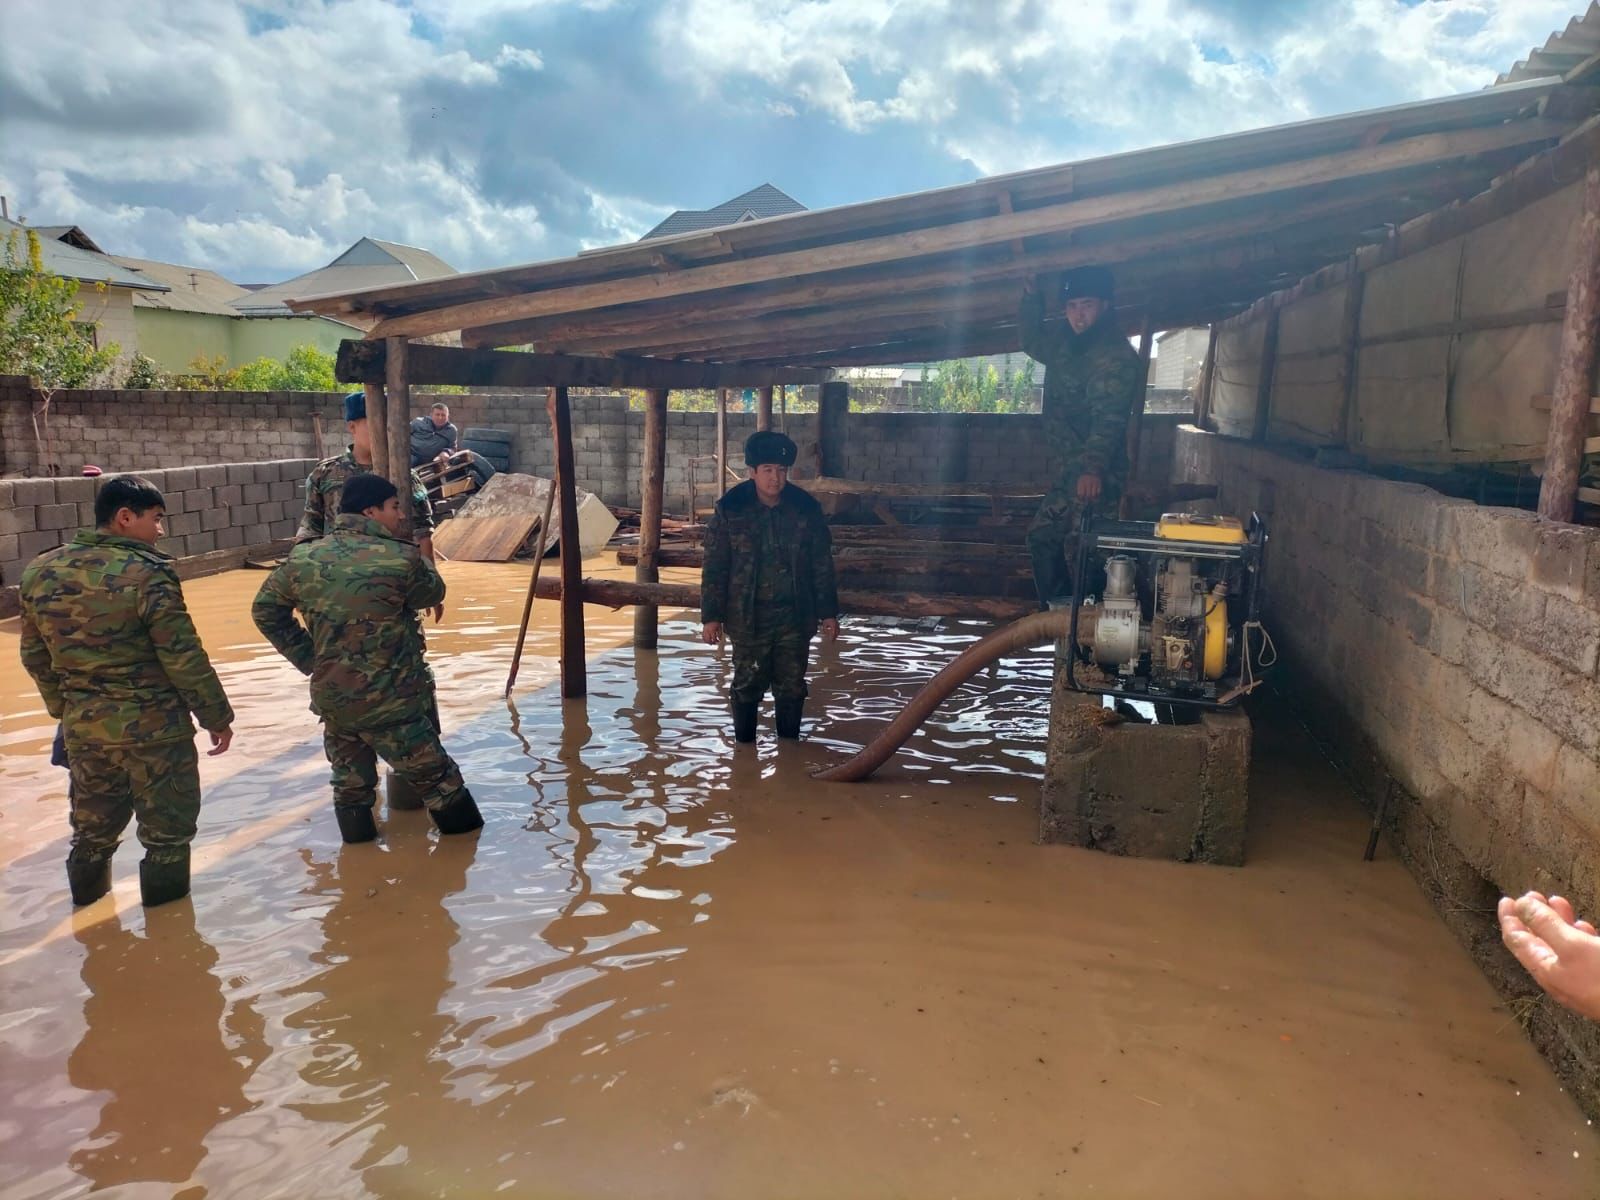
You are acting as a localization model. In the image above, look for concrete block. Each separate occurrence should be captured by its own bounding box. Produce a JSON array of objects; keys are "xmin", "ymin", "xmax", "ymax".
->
[
  {"xmin": 268, "ymin": 480, "xmax": 295, "ymax": 502},
  {"xmin": 17, "ymin": 530, "xmax": 62, "ymax": 561},
  {"xmin": 164, "ymin": 467, "xmax": 198, "ymax": 492},
  {"xmin": 77, "ymin": 502, "xmax": 96, "ymax": 525},
  {"xmin": 0, "ymin": 533, "xmax": 18, "ymax": 563},
  {"xmin": 242, "ymin": 483, "xmax": 269, "ymax": 504},
  {"xmin": 0, "ymin": 506, "xmax": 38, "ymax": 535},
  {"xmin": 13, "ymin": 479, "xmax": 54, "ymax": 506},
  {"xmin": 215, "ymin": 526, "xmax": 244, "ymax": 550},
  {"xmin": 0, "ymin": 481, "xmax": 11, "ymax": 510},
  {"xmin": 244, "ymin": 523, "xmax": 273, "ymax": 545},
  {"xmin": 1552, "ymin": 744, "xmax": 1600, "ymax": 838},
  {"xmin": 230, "ymin": 504, "xmax": 259, "ymax": 526},
  {"xmin": 215, "ymin": 484, "xmax": 242, "ymax": 508},
  {"xmin": 186, "ymin": 531, "xmax": 217, "ymax": 556},
  {"xmin": 1040, "ymin": 684, "xmax": 1250, "ymax": 866},
  {"xmin": 168, "ymin": 512, "xmax": 201, "ymax": 537},
  {"xmin": 1448, "ymin": 504, "xmax": 1540, "ymax": 581},
  {"xmin": 258, "ymin": 500, "xmax": 286, "ymax": 523},
  {"xmin": 200, "ymin": 508, "xmax": 228, "ymax": 532},
  {"xmin": 195, "ymin": 465, "xmax": 228, "ymax": 487},
  {"xmin": 225, "ymin": 464, "xmax": 254, "ymax": 485},
  {"xmin": 54, "ymin": 477, "xmax": 94, "ymax": 504},
  {"xmin": 252, "ymin": 463, "xmax": 277, "ymax": 483},
  {"xmin": 37, "ymin": 503, "xmax": 78, "ymax": 531}
]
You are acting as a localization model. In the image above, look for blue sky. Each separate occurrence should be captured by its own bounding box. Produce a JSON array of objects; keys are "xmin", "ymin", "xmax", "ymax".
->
[{"xmin": 0, "ymin": 0, "xmax": 1580, "ymax": 282}]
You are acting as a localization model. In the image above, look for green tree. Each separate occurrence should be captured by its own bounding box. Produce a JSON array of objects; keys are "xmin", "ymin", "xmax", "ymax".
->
[
  {"xmin": 225, "ymin": 344, "xmax": 338, "ymax": 391},
  {"xmin": 123, "ymin": 352, "xmax": 170, "ymax": 389},
  {"xmin": 0, "ymin": 228, "xmax": 120, "ymax": 389}
]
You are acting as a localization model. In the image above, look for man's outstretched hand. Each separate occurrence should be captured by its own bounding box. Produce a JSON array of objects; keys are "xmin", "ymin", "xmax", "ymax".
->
[{"xmin": 1498, "ymin": 891, "xmax": 1600, "ymax": 1021}]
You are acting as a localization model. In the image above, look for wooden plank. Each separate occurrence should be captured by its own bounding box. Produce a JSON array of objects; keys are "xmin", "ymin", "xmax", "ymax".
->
[
  {"xmin": 368, "ymin": 123, "xmax": 1569, "ymax": 340},
  {"xmin": 795, "ymin": 476, "xmax": 1047, "ymax": 499},
  {"xmin": 363, "ymin": 380, "xmax": 388, "ymax": 482},
  {"xmin": 634, "ymin": 387, "xmax": 667, "ymax": 648},
  {"xmin": 336, "ymin": 340, "xmax": 832, "ymax": 390},
  {"xmin": 1531, "ymin": 392, "xmax": 1600, "ymax": 413},
  {"xmin": 1540, "ymin": 162, "xmax": 1600, "ymax": 522},
  {"xmin": 431, "ymin": 513, "xmax": 540, "ymax": 562},
  {"xmin": 549, "ymin": 386, "xmax": 586, "ymax": 697},
  {"xmin": 716, "ymin": 387, "xmax": 729, "ymax": 494},
  {"xmin": 384, "ymin": 337, "xmax": 413, "ymax": 530},
  {"xmin": 1579, "ymin": 486, "xmax": 1600, "ymax": 504}
]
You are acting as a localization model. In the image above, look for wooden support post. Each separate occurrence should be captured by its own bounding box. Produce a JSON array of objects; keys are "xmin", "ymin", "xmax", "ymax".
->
[
  {"xmin": 1539, "ymin": 162, "xmax": 1600, "ymax": 523},
  {"xmin": 548, "ymin": 385, "xmax": 587, "ymax": 697},
  {"xmin": 384, "ymin": 337, "xmax": 412, "ymax": 527},
  {"xmin": 715, "ymin": 387, "xmax": 729, "ymax": 489},
  {"xmin": 1336, "ymin": 265, "xmax": 1367, "ymax": 449},
  {"xmin": 363, "ymin": 380, "xmax": 389, "ymax": 481},
  {"xmin": 1121, "ymin": 318, "xmax": 1155, "ymax": 518},
  {"xmin": 757, "ymin": 385, "xmax": 773, "ymax": 432},
  {"xmin": 1251, "ymin": 309, "xmax": 1280, "ymax": 442},
  {"xmin": 778, "ymin": 382, "xmax": 787, "ymax": 432},
  {"xmin": 634, "ymin": 387, "xmax": 668, "ymax": 648},
  {"xmin": 1194, "ymin": 325, "xmax": 1219, "ymax": 430},
  {"xmin": 818, "ymin": 380, "xmax": 849, "ymax": 477}
]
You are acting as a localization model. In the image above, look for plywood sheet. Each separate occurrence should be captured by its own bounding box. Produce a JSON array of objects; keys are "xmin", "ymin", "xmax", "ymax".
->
[
  {"xmin": 1360, "ymin": 238, "xmax": 1461, "ymax": 338},
  {"xmin": 1210, "ymin": 317, "xmax": 1268, "ymax": 439},
  {"xmin": 1460, "ymin": 182, "xmax": 1581, "ymax": 318},
  {"xmin": 1355, "ymin": 336, "xmax": 1449, "ymax": 453},
  {"xmin": 432, "ymin": 513, "xmax": 540, "ymax": 562}
]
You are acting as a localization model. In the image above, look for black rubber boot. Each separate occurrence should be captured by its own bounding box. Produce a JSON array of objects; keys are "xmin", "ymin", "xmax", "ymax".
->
[
  {"xmin": 732, "ymin": 700, "xmax": 758, "ymax": 744},
  {"xmin": 775, "ymin": 698, "xmax": 804, "ymax": 740},
  {"xmin": 139, "ymin": 850, "xmax": 190, "ymax": 908},
  {"xmin": 430, "ymin": 791, "xmax": 484, "ymax": 836},
  {"xmin": 67, "ymin": 855, "xmax": 113, "ymax": 906},
  {"xmin": 335, "ymin": 805, "xmax": 380, "ymax": 844},
  {"xmin": 386, "ymin": 769, "xmax": 425, "ymax": 811}
]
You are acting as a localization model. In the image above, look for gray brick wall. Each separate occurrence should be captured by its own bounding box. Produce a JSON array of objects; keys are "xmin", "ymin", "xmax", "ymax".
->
[{"xmin": 0, "ymin": 459, "xmax": 313, "ymax": 586}]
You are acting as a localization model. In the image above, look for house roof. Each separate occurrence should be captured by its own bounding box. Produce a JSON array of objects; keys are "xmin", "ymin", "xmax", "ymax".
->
[
  {"xmin": 34, "ymin": 225, "xmax": 107, "ymax": 254},
  {"xmin": 640, "ymin": 184, "xmax": 807, "ymax": 240},
  {"xmin": 236, "ymin": 236, "xmax": 456, "ymax": 314},
  {"xmin": 114, "ymin": 255, "xmax": 255, "ymax": 315},
  {"xmin": 288, "ymin": 49, "xmax": 1599, "ymax": 371},
  {"xmin": 1496, "ymin": 1, "xmax": 1600, "ymax": 85},
  {"xmin": 1, "ymin": 218, "xmax": 160, "ymax": 291}
]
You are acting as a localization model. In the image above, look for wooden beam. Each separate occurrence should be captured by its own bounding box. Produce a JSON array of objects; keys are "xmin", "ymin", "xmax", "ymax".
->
[
  {"xmin": 716, "ymin": 387, "xmax": 729, "ymax": 495},
  {"xmin": 634, "ymin": 388, "xmax": 667, "ymax": 648},
  {"xmin": 1530, "ymin": 392, "xmax": 1600, "ymax": 413},
  {"xmin": 1539, "ymin": 161, "xmax": 1600, "ymax": 523},
  {"xmin": 384, "ymin": 337, "xmax": 413, "ymax": 529},
  {"xmin": 818, "ymin": 381, "xmax": 849, "ymax": 477},
  {"xmin": 371, "ymin": 122, "xmax": 1567, "ymax": 340},
  {"xmin": 1252, "ymin": 308, "xmax": 1281, "ymax": 441},
  {"xmin": 1337, "ymin": 265, "xmax": 1366, "ymax": 447},
  {"xmin": 336, "ymin": 339, "xmax": 831, "ymax": 391},
  {"xmin": 526, "ymin": 575, "xmax": 1038, "ymax": 622},
  {"xmin": 756, "ymin": 385, "xmax": 773, "ymax": 432},
  {"xmin": 548, "ymin": 386, "xmax": 587, "ymax": 697},
  {"xmin": 363, "ymin": 380, "xmax": 389, "ymax": 483}
]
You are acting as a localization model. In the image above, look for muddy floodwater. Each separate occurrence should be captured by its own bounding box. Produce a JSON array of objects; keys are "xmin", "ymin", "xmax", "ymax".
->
[{"xmin": 2, "ymin": 557, "xmax": 1596, "ymax": 1199}]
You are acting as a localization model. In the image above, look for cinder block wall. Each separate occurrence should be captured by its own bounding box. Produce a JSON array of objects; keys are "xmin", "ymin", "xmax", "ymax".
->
[
  {"xmin": 1173, "ymin": 425, "xmax": 1599, "ymax": 1108},
  {"xmin": 0, "ymin": 460, "xmax": 312, "ymax": 586}
]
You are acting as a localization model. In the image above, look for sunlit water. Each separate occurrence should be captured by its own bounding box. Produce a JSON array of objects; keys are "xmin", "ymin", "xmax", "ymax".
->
[{"xmin": 1, "ymin": 558, "xmax": 1595, "ymax": 1199}]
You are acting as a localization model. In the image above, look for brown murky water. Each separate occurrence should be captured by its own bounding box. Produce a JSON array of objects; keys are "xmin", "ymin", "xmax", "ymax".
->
[{"xmin": 1, "ymin": 557, "xmax": 1595, "ymax": 1200}]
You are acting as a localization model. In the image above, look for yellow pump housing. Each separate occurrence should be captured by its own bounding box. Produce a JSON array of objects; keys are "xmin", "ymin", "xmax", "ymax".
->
[
  {"xmin": 1155, "ymin": 513, "xmax": 1247, "ymax": 545},
  {"xmin": 1203, "ymin": 592, "xmax": 1228, "ymax": 679}
]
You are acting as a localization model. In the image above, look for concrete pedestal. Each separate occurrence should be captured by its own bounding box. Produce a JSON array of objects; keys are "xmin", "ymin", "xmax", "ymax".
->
[{"xmin": 1039, "ymin": 668, "xmax": 1251, "ymax": 866}]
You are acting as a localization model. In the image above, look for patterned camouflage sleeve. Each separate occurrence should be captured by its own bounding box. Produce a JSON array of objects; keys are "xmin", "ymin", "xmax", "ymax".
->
[
  {"xmin": 807, "ymin": 510, "xmax": 839, "ymax": 621},
  {"xmin": 18, "ymin": 605, "xmax": 65, "ymax": 719},
  {"xmin": 404, "ymin": 553, "xmax": 447, "ymax": 612},
  {"xmin": 139, "ymin": 566, "xmax": 235, "ymax": 732},
  {"xmin": 1068, "ymin": 347, "xmax": 1139, "ymax": 479},
  {"xmin": 251, "ymin": 563, "xmax": 315, "ymax": 677},
  {"xmin": 297, "ymin": 464, "xmax": 327, "ymax": 540},
  {"xmin": 409, "ymin": 471, "xmax": 435, "ymax": 537},
  {"xmin": 700, "ymin": 507, "xmax": 730, "ymax": 625}
]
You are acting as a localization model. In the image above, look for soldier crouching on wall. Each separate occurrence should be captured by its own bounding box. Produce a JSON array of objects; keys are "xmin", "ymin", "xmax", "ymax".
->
[
  {"xmin": 701, "ymin": 430, "xmax": 840, "ymax": 743},
  {"xmin": 252, "ymin": 473, "xmax": 483, "ymax": 843}
]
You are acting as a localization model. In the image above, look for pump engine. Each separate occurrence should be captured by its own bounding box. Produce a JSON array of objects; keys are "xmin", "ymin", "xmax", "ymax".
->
[{"xmin": 1063, "ymin": 512, "xmax": 1271, "ymax": 708}]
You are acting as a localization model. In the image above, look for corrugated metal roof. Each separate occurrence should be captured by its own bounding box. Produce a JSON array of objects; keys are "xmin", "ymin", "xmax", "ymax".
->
[
  {"xmin": 1, "ymin": 218, "xmax": 161, "ymax": 290},
  {"xmin": 1496, "ymin": 2, "xmax": 1600, "ymax": 85},
  {"xmin": 115, "ymin": 255, "xmax": 253, "ymax": 315},
  {"xmin": 237, "ymin": 237, "xmax": 456, "ymax": 313},
  {"xmin": 640, "ymin": 184, "xmax": 806, "ymax": 240}
]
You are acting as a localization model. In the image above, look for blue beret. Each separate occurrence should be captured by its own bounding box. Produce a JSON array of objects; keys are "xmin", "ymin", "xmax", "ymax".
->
[
  {"xmin": 745, "ymin": 430, "xmax": 797, "ymax": 468},
  {"xmin": 343, "ymin": 390, "xmax": 366, "ymax": 422},
  {"xmin": 1059, "ymin": 266, "xmax": 1115, "ymax": 302}
]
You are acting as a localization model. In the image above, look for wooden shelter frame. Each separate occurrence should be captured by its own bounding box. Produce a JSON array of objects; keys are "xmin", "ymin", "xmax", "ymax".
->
[{"xmin": 289, "ymin": 72, "xmax": 1600, "ymax": 699}]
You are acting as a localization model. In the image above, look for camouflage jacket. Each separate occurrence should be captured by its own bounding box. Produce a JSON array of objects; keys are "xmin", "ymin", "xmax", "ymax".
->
[
  {"xmin": 19, "ymin": 530, "xmax": 234, "ymax": 747},
  {"xmin": 701, "ymin": 481, "xmax": 838, "ymax": 642},
  {"xmin": 298, "ymin": 448, "xmax": 434, "ymax": 541},
  {"xmin": 252, "ymin": 513, "xmax": 445, "ymax": 731},
  {"xmin": 1019, "ymin": 291, "xmax": 1140, "ymax": 490}
]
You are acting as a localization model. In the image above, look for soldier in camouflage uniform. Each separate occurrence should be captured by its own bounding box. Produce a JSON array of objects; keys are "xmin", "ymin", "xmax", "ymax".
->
[
  {"xmin": 253, "ymin": 473, "xmax": 483, "ymax": 844},
  {"xmin": 1019, "ymin": 265, "xmax": 1142, "ymax": 606},
  {"xmin": 301, "ymin": 391, "xmax": 437, "ymax": 564},
  {"xmin": 701, "ymin": 431, "xmax": 840, "ymax": 743},
  {"xmin": 19, "ymin": 475, "xmax": 235, "ymax": 908}
]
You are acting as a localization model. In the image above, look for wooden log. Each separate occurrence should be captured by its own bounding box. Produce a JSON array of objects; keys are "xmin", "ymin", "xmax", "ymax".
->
[
  {"xmin": 756, "ymin": 385, "xmax": 773, "ymax": 432},
  {"xmin": 828, "ymin": 524, "xmax": 1030, "ymax": 546},
  {"xmin": 526, "ymin": 575, "xmax": 1037, "ymax": 621},
  {"xmin": 367, "ymin": 122, "xmax": 1567, "ymax": 340},
  {"xmin": 363, "ymin": 380, "xmax": 389, "ymax": 482},
  {"xmin": 337, "ymin": 340, "xmax": 831, "ymax": 391},
  {"xmin": 1539, "ymin": 162, "xmax": 1600, "ymax": 523},
  {"xmin": 615, "ymin": 545, "xmax": 1030, "ymax": 574},
  {"xmin": 548, "ymin": 385, "xmax": 587, "ymax": 697},
  {"xmin": 716, "ymin": 387, "xmax": 728, "ymax": 491},
  {"xmin": 1336, "ymin": 263, "xmax": 1366, "ymax": 447},
  {"xmin": 817, "ymin": 380, "xmax": 849, "ymax": 477},
  {"xmin": 635, "ymin": 387, "xmax": 668, "ymax": 648},
  {"xmin": 795, "ymin": 476, "xmax": 1045, "ymax": 499},
  {"xmin": 384, "ymin": 337, "xmax": 413, "ymax": 530},
  {"xmin": 1531, "ymin": 392, "xmax": 1600, "ymax": 413}
]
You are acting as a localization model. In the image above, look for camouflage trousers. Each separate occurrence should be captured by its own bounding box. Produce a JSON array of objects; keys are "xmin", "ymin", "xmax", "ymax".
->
[
  {"xmin": 323, "ymin": 710, "xmax": 468, "ymax": 814},
  {"xmin": 67, "ymin": 737, "xmax": 201, "ymax": 866},
  {"xmin": 1027, "ymin": 483, "xmax": 1115, "ymax": 608},
  {"xmin": 730, "ymin": 630, "xmax": 812, "ymax": 705}
]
